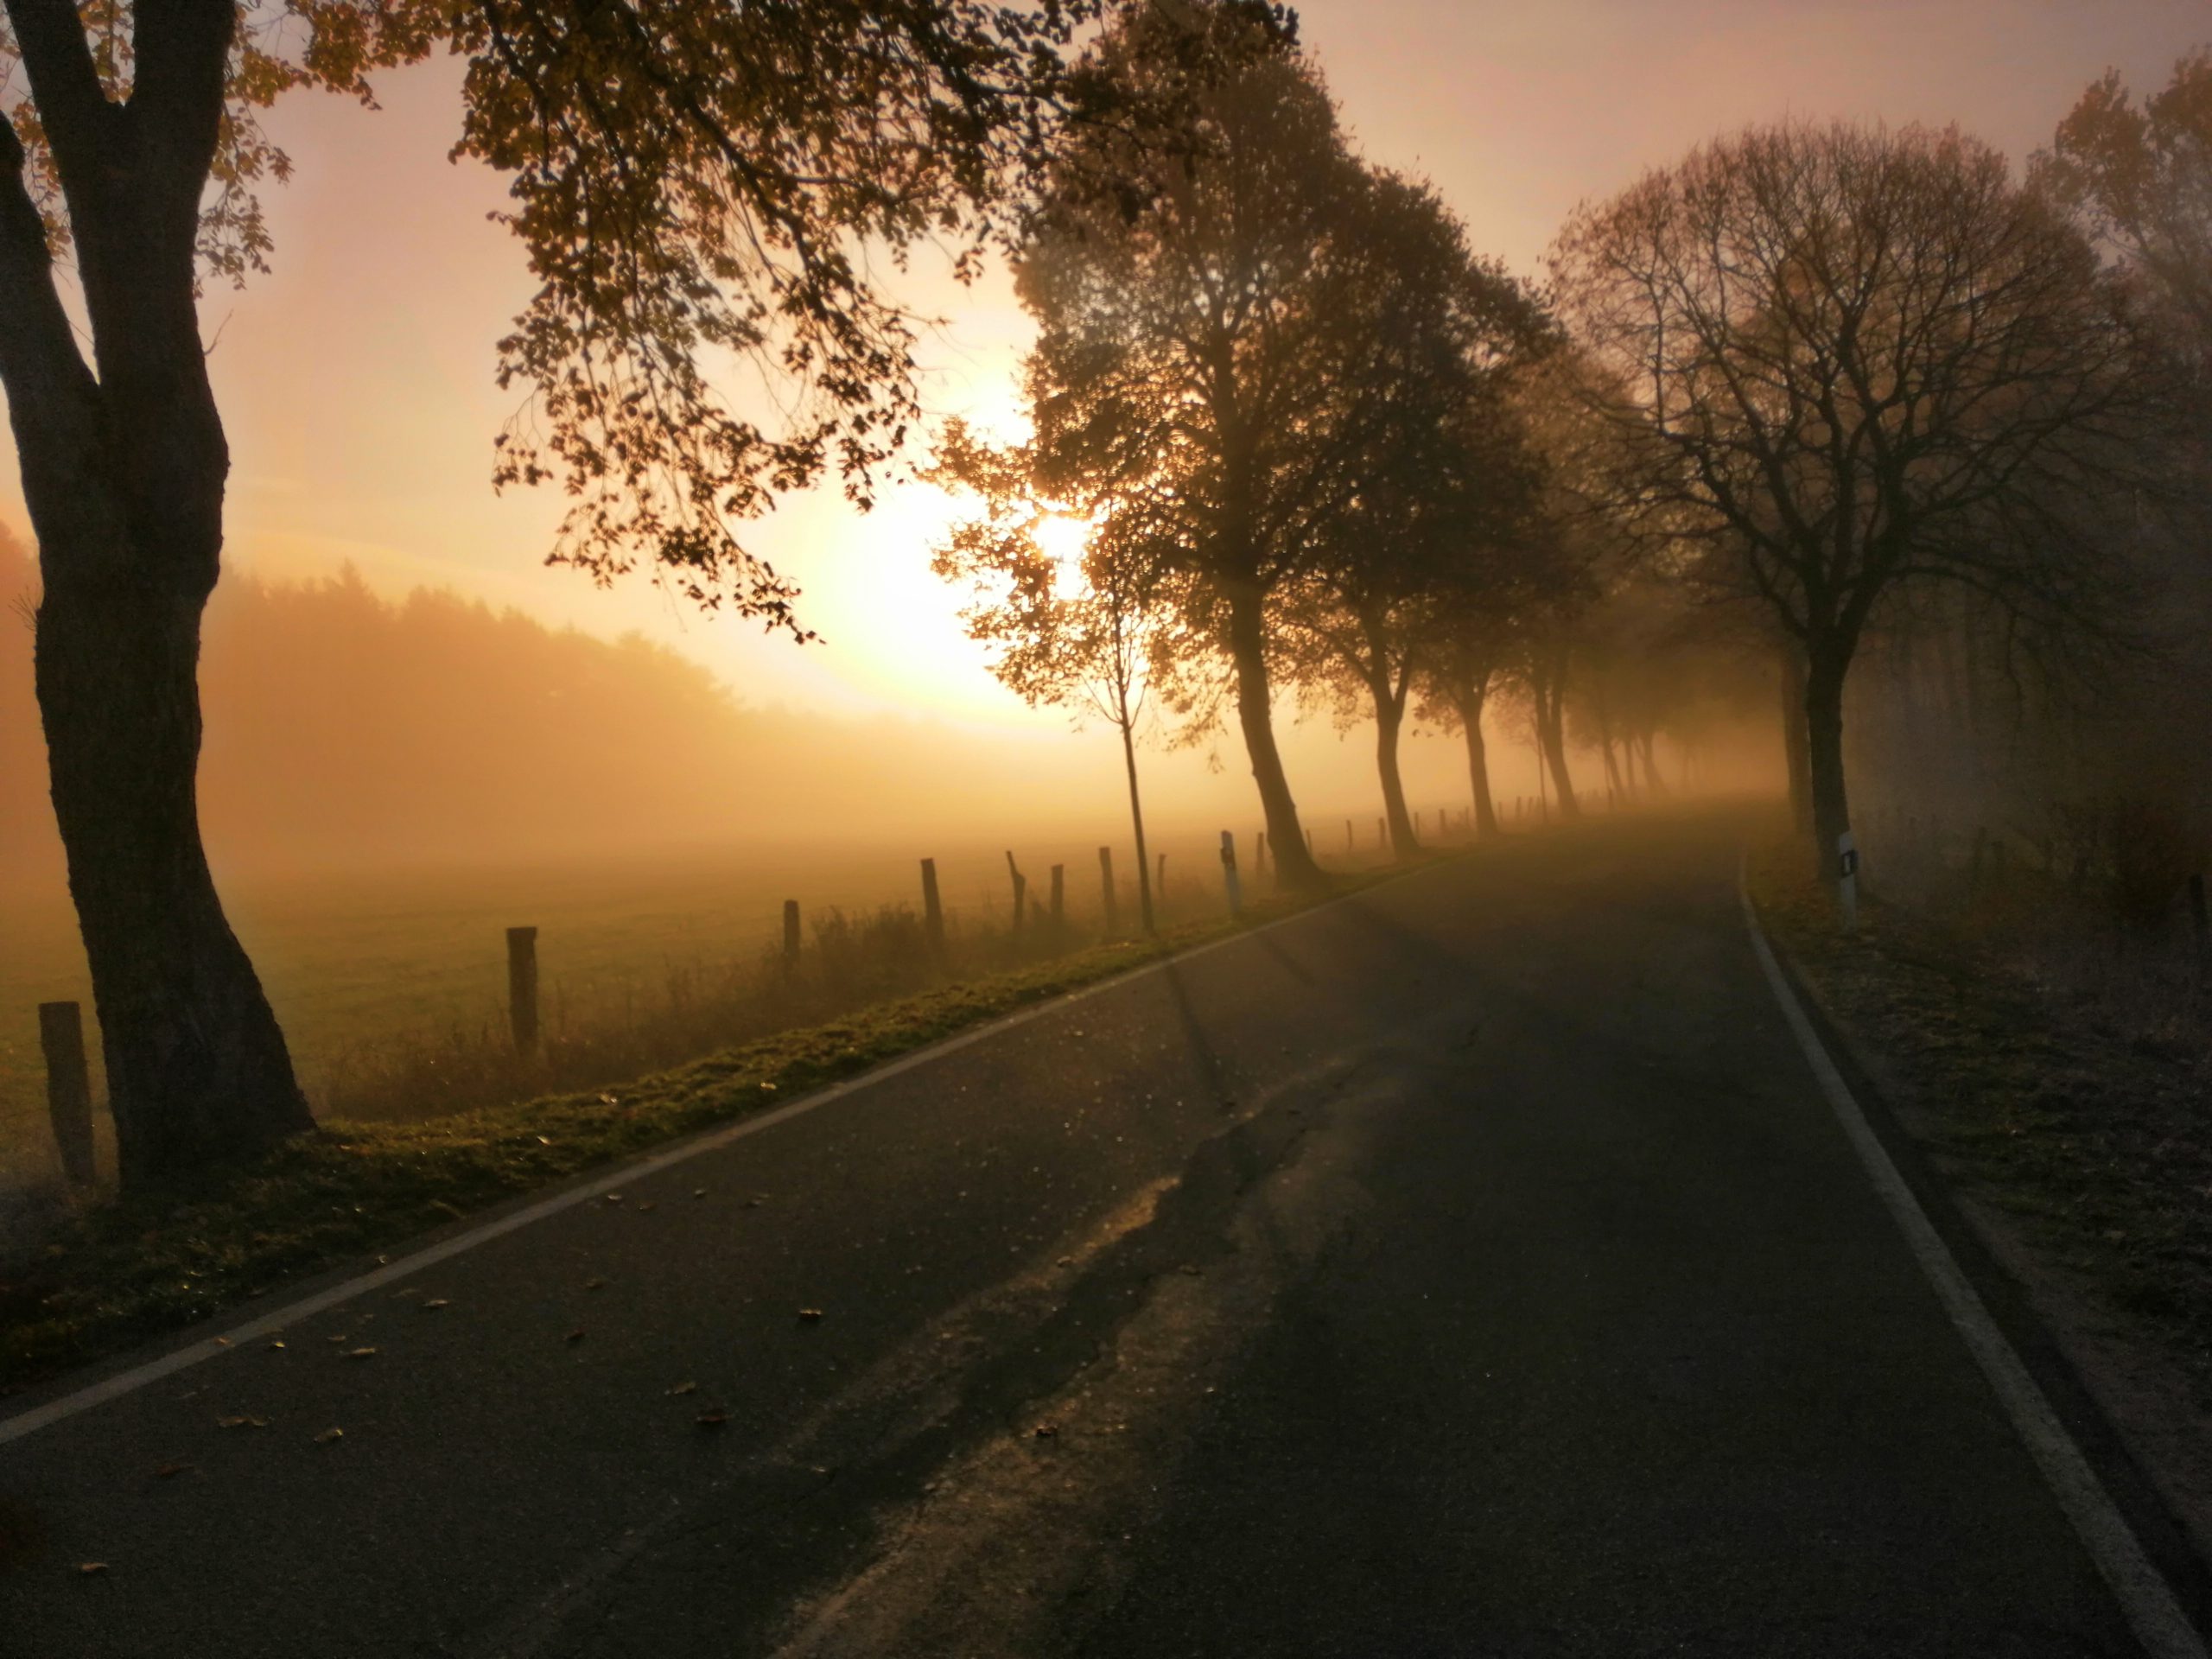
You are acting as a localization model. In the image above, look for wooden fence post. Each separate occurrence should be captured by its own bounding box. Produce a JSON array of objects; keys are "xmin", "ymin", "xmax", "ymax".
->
[
  {"xmin": 1345, "ymin": 818, "xmax": 1354, "ymax": 850},
  {"xmin": 1006, "ymin": 851, "xmax": 1027, "ymax": 938},
  {"xmin": 1155, "ymin": 852, "xmax": 1166, "ymax": 901},
  {"xmin": 1050, "ymin": 864, "xmax": 1065, "ymax": 932},
  {"xmin": 1377, "ymin": 817, "xmax": 1386, "ymax": 847},
  {"xmin": 1255, "ymin": 830, "xmax": 1267, "ymax": 874},
  {"xmin": 921, "ymin": 859, "xmax": 945, "ymax": 957},
  {"xmin": 506, "ymin": 926, "xmax": 539, "ymax": 1056},
  {"xmin": 37, "ymin": 1001, "xmax": 95, "ymax": 1187},
  {"xmin": 1306, "ymin": 826, "xmax": 1314, "ymax": 859},
  {"xmin": 782, "ymin": 900, "xmax": 801, "ymax": 971},
  {"xmin": 1099, "ymin": 847, "xmax": 1119, "ymax": 932},
  {"xmin": 1220, "ymin": 830, "xmax": 1243, "ymax": 916}
]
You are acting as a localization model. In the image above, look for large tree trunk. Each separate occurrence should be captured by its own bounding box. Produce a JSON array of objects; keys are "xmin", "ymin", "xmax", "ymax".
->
[
  {"xmin": 37, "ymin": 546, "xmax": 311, "ymax": 1182},
  {"xmin": 0, "ymin": 42, "xmax": 311, "ymax": 1185},
  {"xmin": 1372, "ymin": 687, "xmax": 1418, "ymax": 859},
  {"xmin": 1224, "ymin": 581, "xmax": 1323, "ymax": 888},
  {"xmin": 1803, "ymin": 645, "xmax": 1853, "ymax": 887},
  {"xmin": 1779, "ymin": 640, "xmax": 1813, "ymax": 835},
  {"xmin": 1459, "ymin": 682, "xmax": 1499, "ymax": 837}
]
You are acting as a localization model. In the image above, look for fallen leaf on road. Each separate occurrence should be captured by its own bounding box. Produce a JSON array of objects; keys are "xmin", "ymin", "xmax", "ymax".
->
[
  {"xmin": 565, "ymin": 1328, "xmax": 587, "ymax": 1344},
  {"xmin": 1033, "ymin": 1423, "xmax": 1058, "ymax": 1440},
  {"xmin": 421, "ymin": 1299, "xmax": 450, "ymax": 1312},
  {"xmin": 266, "ymin": 1340, "xmax": 286, "ymax": 1351},
  {"xmin": 153, "ymin": 1462, "xmax": 193, "ymax": 1478},
  {"xmin": 797, "ymin": 1308, "xmax": 823, "ymax": 1323},
  {"xmin": 343, "ymin": 1347, "xmax": 378, "ymax": 1361},
  {"xmin": 635, "ymin": 1201, "xmax": 658, "ymax": 1212},
  {"xmin": 313, "ymin": 1428, "xmax": 344, "ymax": 1446},
  {"xmin": 585, "ymin": 1277, "xmax": 607, "ymax": 1291},
  {"xmin": 666, "ymin": 1382, "xmax": 697, "ymax": 1396},
  {"xmin": 605, "ymin": 1193, "xmax": 625, "ymax": 1205},
  {"xmin": 600, "ymin": 1094, "xmax": 620, "ymax": 1106},
  {"xmin": 692, "ymin": 1188, "xmax": 708, "ymax": 1199},
  {"xmin": 76, "ymin": 1562, "xmax": 109, "ymax": 1576},
  {"xmin": 695, "ymin": 1409, "xmax": 728, "ymax": 1428},
  {"xmin": 217, "ymin": 1416, "xmax": 269, "ymax": 1431},
  {"xmin": 327, "ymin": 1335, "xmax": 348, "ymax": 1344}
]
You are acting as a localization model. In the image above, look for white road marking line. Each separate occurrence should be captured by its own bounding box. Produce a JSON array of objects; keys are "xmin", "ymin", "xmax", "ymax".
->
[
  {"xmin": 1740, "ymin": 859, "xmax": 2208, "ymax": 1659},
  {"xmin": 1, "ymin": 867, "xmax": 1411, "ymax": 1449}
]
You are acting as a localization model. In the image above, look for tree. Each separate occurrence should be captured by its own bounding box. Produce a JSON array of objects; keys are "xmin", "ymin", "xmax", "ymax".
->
[
  {"xmin": 1551, "ymin": 121, "xmax": 2163, "ymax": 879},
  {"xmin": 1016, "ymin": 7, "xmax": 1431, "ymax": 889},
  {"xmin": 1412, "ymin": 523, "xmax": 1563, "ymax": 839},
  {"xmin": 931, "ymin": 418, "xmax": 1181, "ymax": 933},
  {"xmin": 1281, "ymin": 174, "xmax": 1548, "ymax": 858},
  {"xmin": 2035, "ymin": 49, "xmax": 2212, "ymax": 366},
  {"xmin": 0, "ymin": 0, "xmax": 1102, "ymax": 1181}
]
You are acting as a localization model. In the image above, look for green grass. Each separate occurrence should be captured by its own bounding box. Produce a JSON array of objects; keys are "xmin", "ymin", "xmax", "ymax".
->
[
  {"xmin": 0, "ymin": 869, "xmax": 1389, "ymax": 1398},
  {"xmin": 1746, "ymin": 830, "xmax": 2212, "ymax": 1401}
]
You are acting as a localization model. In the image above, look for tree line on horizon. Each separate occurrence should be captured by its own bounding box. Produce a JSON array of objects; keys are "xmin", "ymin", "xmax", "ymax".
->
[
  {"xmin": 0, "ymin": 530, "xmax": 1196, "ymax": 890},
  {"xmin": 1, "ymin": 0, "xmax": 2203, "ymax": 1185}
]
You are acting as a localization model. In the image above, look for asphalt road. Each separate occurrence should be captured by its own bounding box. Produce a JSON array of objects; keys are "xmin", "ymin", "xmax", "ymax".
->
[{"xmin": 0, "ymin": 814, "xmax": 2174, "ymax": 1657}]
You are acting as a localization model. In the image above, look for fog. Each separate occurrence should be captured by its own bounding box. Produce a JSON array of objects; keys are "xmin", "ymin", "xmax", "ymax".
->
[{"xmin": 0, "ymin": 524, "xmax": 1784, "ymax": 910}]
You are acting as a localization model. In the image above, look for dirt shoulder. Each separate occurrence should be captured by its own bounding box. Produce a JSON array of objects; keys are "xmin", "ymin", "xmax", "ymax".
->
[{"xmin": 1747, "ymin": 838, "xmax": 2212, "ymax": 1569}]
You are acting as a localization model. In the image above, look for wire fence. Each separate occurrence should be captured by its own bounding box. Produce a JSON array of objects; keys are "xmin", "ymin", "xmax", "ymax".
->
[{"xmin": 0, "ymin": 807, "xmax": 1487, "ymax": 1200}]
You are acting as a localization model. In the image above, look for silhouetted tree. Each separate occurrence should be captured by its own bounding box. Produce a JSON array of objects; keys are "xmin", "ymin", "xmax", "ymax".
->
[
  {"xmin": 0, "ymin": 0, "xmax": 1098, "ymax": 1180},
  {"xmin": 1552, "ymin": 122, "xmax": 2164, "ymax": 880},
  {"xmin": 1281, "ymin": 175, "xmax": 1548, "ymax": 857},
  {"xmin": 2036, "ymin": 49, "xmax": 2212, "ymax": 368},
  {"xmin": 1016, "ymin": 8, "xmax": 1435, "ymax": 889}
]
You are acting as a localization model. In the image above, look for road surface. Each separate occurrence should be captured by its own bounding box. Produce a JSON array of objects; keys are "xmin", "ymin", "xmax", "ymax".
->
[{"xmin": 0, "ymin": 814, "xmax": 2190, "ymax": 1656}]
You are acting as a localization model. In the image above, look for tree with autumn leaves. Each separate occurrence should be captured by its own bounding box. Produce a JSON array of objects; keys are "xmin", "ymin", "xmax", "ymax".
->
[{"xmin": 0, "ymin": 0, "xmax": 1124, "ymax": 1180}]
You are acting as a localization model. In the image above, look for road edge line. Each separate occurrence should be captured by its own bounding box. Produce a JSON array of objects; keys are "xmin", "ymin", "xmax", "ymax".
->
[
  {"xmin": 1, "ymin": 855, "xmax": 1438, "ymax": 1449},
  {"xmin": 1738, "ymin": 855, "xmax": 2207, "ymax": 1659}
]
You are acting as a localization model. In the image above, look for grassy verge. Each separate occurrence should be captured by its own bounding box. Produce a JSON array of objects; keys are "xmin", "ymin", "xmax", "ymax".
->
[
  {"xmin": 1746, "ymin": 830, "xmax": 2212, "ymax": 1405},
  {"xmin": 0, "ymin": 874, "xmax": 1385, "ymax": 1399}
]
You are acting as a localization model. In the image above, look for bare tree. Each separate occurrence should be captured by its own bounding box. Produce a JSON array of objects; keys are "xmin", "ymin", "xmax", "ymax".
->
[{"xmin": 1552, "ymin": 121, "xmax": 2164, "ymax": 878}]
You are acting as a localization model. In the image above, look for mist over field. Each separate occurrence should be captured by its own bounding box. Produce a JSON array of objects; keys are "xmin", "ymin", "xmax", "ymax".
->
[{"xmin": 0, "ymin": 522, "xmax": 1776, "ymax": 899}]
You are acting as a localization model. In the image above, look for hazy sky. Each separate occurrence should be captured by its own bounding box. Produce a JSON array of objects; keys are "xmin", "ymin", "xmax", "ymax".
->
[{"xmin": 3, "ymin": 0, "xmax": 2205, "ymax": 734}]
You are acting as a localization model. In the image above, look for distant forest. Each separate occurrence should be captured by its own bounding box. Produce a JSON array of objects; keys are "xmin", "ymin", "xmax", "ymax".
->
[{"xmin": 0, "ymin": 528, "xmax": 1097, "ymax": 889}]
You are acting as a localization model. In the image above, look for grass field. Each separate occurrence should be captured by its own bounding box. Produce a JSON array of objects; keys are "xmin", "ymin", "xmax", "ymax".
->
[{"xmin": 0, "ymin": 822, "xmax": 1410, "ymax": 1186}]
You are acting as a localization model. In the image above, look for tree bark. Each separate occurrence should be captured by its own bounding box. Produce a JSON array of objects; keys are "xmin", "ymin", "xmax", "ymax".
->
[
  {"xmin": 1225, "ymin": 582, "xmax": 1323, "ymax": 888},
  {"xmin": 1803, "ymin": 645, "xmax": 1854, "ymax": 887},
  {"xmin": 0, "ymin": 15, "xmax": 311, "ymax": 1184},
  {"xmin": 1637, "ymin": 731, "xmax": 1669, "ymax": 798},
  {"xmin": 1779, "ymin": 639, "xmax": 1813, "ymax": 835},
  {"xmin": 1371, "ymin": 677, "xmax": 1418, "ymax": 858},
  {"xmin": 1458, "ymin": 681, "xmax": 1499, "ymax": 837},
  {"xmin": 1532, "ymin": 649, "xmax": 1580, "ymax": 820}
]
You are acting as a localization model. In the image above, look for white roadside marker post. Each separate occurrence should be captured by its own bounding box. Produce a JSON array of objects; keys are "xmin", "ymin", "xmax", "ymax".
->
[{"xmin": 1220, "ymin": 830, "xmax": 1243, "ymax": 918}]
